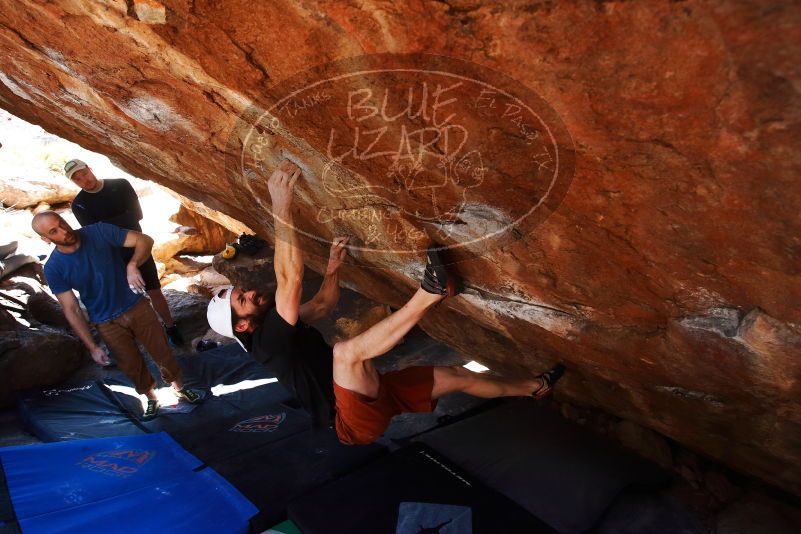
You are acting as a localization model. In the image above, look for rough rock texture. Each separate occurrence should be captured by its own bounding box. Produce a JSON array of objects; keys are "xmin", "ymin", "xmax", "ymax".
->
[
  {"xmin": 212, "ymin": 247, "xmax": 275, "ymax": 292},
  {"xmin": 0, "ymin": 309, "xmax": 16, "ymax": 333},
  {"xmin": 162, "ymin": 288, "xmax": 211, "ymax": 350},
  {"xmin": 151, "ymin": 205, "xmax": 235, "ymax": 262},
  {"xmin": 0, "ymin": 176, "xmax": 78, "ymax": 208},
  {"xmin": 0, "ymin": 1, "xmax": 800, "ymax": 496},
  {"xmin": 169, "ymin": 192, "xmax": 254, "ymax": 238},
  {"xmin": 151, "ymin": 227, "xmax": 208, "ymax": 264},
  {"xmin": 150, "ymin": 199, "xmax": 238, "ymax": 263},
  {"xmin": 0, "ymin": 309, "xmax": 20, "ymax": 356},
  {"xmin": 26, "ymin": 291, "xmax": 69, "ymax": 329},
  {"xmin": 171, "ymin": 204, "xmax": 235, "ymax": 254},
  {"xmin": 716, "ymin": 492, "xmax": 801, "ymax": 534},
  {"xmin": 0, "ymin": 325, "xmax": 85, "ymax": 408},
  {"xmin": 615, "ymin": 419, "xmax": 673, "ymax": 469}
]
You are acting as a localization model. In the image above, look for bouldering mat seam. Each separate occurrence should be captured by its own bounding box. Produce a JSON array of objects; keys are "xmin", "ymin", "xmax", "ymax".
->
[{"xmin": 96, "ymin": 380, "xmax": 152, "ymax": 435}]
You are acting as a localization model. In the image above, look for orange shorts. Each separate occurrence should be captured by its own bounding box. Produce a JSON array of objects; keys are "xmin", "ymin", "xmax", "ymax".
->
[{"xmin": 333, "ymin": 365, "xmax": 436, "ymax": 445}]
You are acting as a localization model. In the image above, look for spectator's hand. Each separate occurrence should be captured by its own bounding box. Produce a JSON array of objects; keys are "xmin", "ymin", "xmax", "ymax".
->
[
  {"xmin": 90, "ymin": 346, "xmax": 112, "ymax": 366},
  {"xmin": 126, "ymin": 263, "xmax": 145, "ymax": 293},
  {"xmin": 268, "ymin": 159, "xmax": 301, "ymax": 216},
  {"xmin": 326, "ymin": 236, "xmax": 349, "ymax": 275}
]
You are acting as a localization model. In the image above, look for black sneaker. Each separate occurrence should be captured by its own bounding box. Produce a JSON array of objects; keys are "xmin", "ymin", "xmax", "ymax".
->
[
  {"xmin": 421, "ymin": 247, "xmax": 461, "ymax": 297},
  {"xmin": 165, "ymin": 324, "xmax": 184, "ymax": 347},
  {"xmin": 175, "ymin": 388, "xmax": 202, "ymax": 404},
  {"xmin": 142, "ymin": 399, "xmax": 160, "ymax": 421}
]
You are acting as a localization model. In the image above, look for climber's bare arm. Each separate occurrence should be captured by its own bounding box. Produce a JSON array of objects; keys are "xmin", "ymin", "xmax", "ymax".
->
[
  {"xmin": 299, "ymin": 236, "xmax": 349, "ymax": 323},
  {"xmin": 270, "ymin": 160, "xmax": 304, "ymax": 325}
]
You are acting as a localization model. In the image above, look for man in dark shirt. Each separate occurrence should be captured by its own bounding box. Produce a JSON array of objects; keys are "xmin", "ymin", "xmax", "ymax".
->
[
  {"xmin": 65, "ymin": 159, "xmax": 183, "ymax": 346},
  {"xmin": 207, "ymin": 160, "xmax": 565, "ymax": 444},
  {"xmin": 209, "ymin": 239, "xmax": 345, "ymax": 428}
]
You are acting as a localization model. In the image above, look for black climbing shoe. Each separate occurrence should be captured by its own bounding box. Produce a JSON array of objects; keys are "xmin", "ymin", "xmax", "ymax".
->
[
  {"xmin": 421, "ymin": 247, "xmax": 461, "ymax": 297},
  {"xmin": 142, "ymin": 399, "xmax": 160, "ymax": 421},
  {"xmin": 531, "ymin": 364, "xmax": 566, "ymax": 400}
]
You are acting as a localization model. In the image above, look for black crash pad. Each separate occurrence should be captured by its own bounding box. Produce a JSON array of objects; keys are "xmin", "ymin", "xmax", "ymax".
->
[
  {"xmin": 417, "ymin": 399, "xmax": 670, "ymax": 533},
  {"xmin": 288, "ymin": 442, "xmax": 555, "ymax": 534},
  {"xmin": 17, "ymin": 344, "xmax": 295, "ymax": 442}
]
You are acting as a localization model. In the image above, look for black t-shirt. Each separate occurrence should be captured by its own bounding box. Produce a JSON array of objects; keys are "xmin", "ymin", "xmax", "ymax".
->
[
  {"xmin": 71, "ymin": 178, "xmax": 148, "ymax": 266},
  {"xmin": 71, "ymin": 179, "xmax": 143, "ymax": 232},
  {"xmin": 252, "ymin": 307, "xmax": 335, "ymax": 428}
]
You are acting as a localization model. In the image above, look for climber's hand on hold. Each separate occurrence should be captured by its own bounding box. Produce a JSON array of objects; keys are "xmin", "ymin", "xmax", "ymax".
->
[
  {"xmin": 326, "ymin": 236, "xmax": 349, "ymax": 275},
  {"xmin": 268, "ymin": 159, "xmax": 301, "ymax": 218}
]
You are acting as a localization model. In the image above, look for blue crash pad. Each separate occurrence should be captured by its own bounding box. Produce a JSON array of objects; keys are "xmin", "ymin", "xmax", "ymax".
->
[{"xmin": 0, "ymin": 432, "xmax": 257, "ymax": 534}]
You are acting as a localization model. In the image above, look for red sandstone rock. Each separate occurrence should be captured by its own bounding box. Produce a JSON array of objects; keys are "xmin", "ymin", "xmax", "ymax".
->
[
  {"xmin": 0, "ymin": 177, "xmax": 78, "ymax": 209},
  {"xmin": 0, "ymin": 0, "xmax": 799, "ymax": 496},
  {"xmin": 132, "ymin": 0, "xmax": 166, "ymax": 25}
]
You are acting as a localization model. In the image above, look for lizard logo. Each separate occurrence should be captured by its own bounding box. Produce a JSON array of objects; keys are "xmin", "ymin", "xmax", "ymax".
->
[
  {"xmin": 230, "ymin": 413, "xmax": 286, "ymax": 433},
  {"xmin": 78, "ymin": 448, "xmax": 155, "ymax": 478}
]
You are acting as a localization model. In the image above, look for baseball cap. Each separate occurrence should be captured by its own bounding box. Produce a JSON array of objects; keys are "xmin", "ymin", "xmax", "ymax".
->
[
  {"xmin": 64, "ymin": 159, "xmax": 88, "ymax": 180},
  {"xmin": 207, "ymin": 286, "xmax": 247, "ymax": 351}
]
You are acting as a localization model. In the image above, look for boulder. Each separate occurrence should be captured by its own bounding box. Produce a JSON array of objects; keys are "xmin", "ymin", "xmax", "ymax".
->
[
  {"xmin": 0, "ymin": 326, "xmax": 85, "ymax": 408},
  {"xmin": 196, "ymin": 266, "xmax": 232, "ymax": 290},
  {"xmin": 0, "ymin": 177, "xmax": 78, "ymax": 209},
  {"xmin": 170, "ymin": 204, "xmax": 236, "ymax": 255},
  {"xmin": 0, "ymin": 309, "xmax": 20, "ymax": 356},
  {"xmin": 162, "ymin": 289, "xmax": 212, "ymax": 347},
  {"xmin": 168, "ymin": 193, "xmax": 255, "ymax": 239},
  {"xmin": 160, "ymin": 256, "xmax": 205, "ymax": 275},
  {"xmin": 26, "ymin": 291, "xmax": 69, "ymax": 328},
  {"xmin": 211, "ymin": 248, "xmax": 275, "ymax": 292},
  {"xmin": 151, "ymin": 205, "xmax": 236, "ymax": 264}
]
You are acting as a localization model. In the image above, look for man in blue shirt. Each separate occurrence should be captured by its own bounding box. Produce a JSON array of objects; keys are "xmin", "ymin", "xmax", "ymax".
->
[{"xmin": 32, "ymin": 211, "xmax": 199, "ymax": 420}]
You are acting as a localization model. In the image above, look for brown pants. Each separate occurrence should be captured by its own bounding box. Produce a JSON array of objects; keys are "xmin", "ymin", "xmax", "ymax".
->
[{"xmin": 95, "ymin": 298, "xmax": 180, "ymax": 394}]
